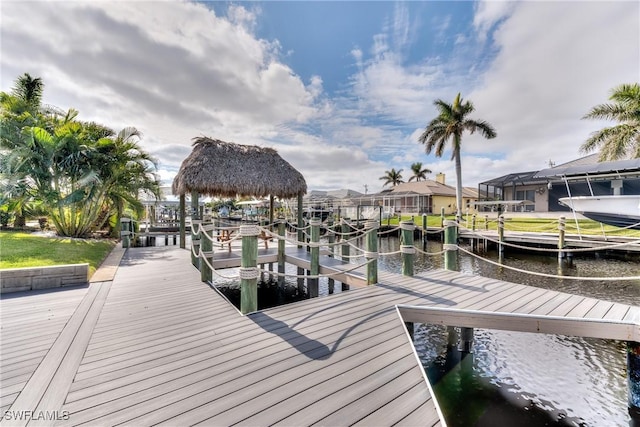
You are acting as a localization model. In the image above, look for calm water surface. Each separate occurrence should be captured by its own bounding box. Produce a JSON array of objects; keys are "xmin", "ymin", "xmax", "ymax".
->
[
  {"xmin": 213, "ymin": 236, "xmax": 640, "ymax": 426},
  {"xmin": 381, "ymin": 237, "xmax": 640, "ymax": 427}
]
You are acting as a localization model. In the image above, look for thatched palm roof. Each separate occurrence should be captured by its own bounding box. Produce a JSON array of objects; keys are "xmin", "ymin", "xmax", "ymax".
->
[{"xmin": 172, "ymin": 137, "xmax": 307, "ymax": 198}]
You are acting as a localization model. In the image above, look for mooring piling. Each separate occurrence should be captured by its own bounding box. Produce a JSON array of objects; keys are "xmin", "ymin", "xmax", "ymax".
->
[
  {"xmin": 239, "ymin": 224, "xmax": 259, "ymax": 314},
  {"xmin": 558, "ymin": 216, "xmax": 566, "ymax": 261},
  {"xmin": 365, "ymin": 220, "xmax": 379, "ymax": 285},
  {"xmin": 200, "ymin": 223, "xmax": 213, "ymax": 283},
  {"xmin": 308, "ymin": 218, "xmax": 321, "ymax": 298},
  {"xmin": 400, "ymin": 220, "xmax": 415, "ymax": 277}
]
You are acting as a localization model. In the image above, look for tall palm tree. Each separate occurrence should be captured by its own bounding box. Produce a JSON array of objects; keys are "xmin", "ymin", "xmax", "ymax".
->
[
  {"xmin": 581, "ymin": 83, "xmax": 640, "ymax": 160},
  {"xmin": 379, "ymin": 168, "xmax": 404, "ymax": 187},
  {"xmin": 408, "ymin": 162, "xmax": 432, "ymax": 182},
  {"xmin": 418, "ymin": 93, "xmax": 496, "ymax": 219}
]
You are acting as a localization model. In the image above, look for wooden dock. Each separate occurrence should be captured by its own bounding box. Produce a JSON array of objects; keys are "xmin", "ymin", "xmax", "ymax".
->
[
  {"xmin": 2, "ymin": 245, "xmax": 639, "ymax": 426},
  {"xmin": 458, "ymin": 228, "xmax": 640, "ymax": 253}
]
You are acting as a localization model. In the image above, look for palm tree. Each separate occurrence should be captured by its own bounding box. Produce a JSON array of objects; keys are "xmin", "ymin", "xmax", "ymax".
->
[
  {"xmin": 0, "ymin": 73, "xmax": 46, "ymax": 226},
  {"xmin": 94, "ymin": 127, "xmax": 160, "ymax": 236},
  {"xmin": 418, "ymin": 93, "xmax": 496, "ymax": 219},
  {"xmin": 379, "ymin": 168, "xmax": 404, "ymax": 187},
  {"xmin": 408, "ymin": 162, "xmax": 431, "ymax": 182},
  {"xmin": 580, "ymin": 83, "xmax": 640, "ymax": 160}
]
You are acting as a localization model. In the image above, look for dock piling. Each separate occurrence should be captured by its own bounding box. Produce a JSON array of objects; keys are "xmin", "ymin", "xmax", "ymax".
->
[
  {"xmin": 400, "ymin": 221, "xmax": 415, "ymax": 277},
  {"xmin": 558, "ymin": 216, "xmax": 566, "ymax": 261},
  {"xmin": 498, "ymin": 215, "xmax": 505, "ymax": 255},
  {"xmin": 191, "ymin": 220, "xmax": 201, "ymax": 268},
  {"xmin": 365, "ymin": 220, "xmax": 379, "ymax": 285},
  {"xmin": 240, "ymin": 225, "xmax": 259, "ymax": 314},
  {"xmin": 277, "ymin": 221, "xmax": 285, "ymax": 287},
  {"xmin": 308, "ymin": 218, "xmax": 321, "ymax": 298},
  {"xmin": 421, "ymin": 214, "xmax": 427, "ymax": 248},
  {"xmin": 340, "ymin": 219, "xmax": 350, "ymax": 291},
  {"xmin": 179, "ymin": 194, "xmax": 186, "ymax": 249},
  {"xmin": 120, "ymin": 218, "xmax": 131, "ymax": 249},
  {"xmin": 200, "ymin": 223, "xmax": 213, "ymax": 283},
  {"xmin": 327, "ymin": 218, "xmax": 335, "ymax": 294}
]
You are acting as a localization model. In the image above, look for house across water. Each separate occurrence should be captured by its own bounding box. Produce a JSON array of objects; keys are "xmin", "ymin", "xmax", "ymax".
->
[{"xmin": 478, "ymin": 154, "xmax": 640, "ymax": 213}]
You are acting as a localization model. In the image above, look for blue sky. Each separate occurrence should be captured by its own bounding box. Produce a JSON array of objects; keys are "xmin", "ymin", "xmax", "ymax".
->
[{"xmin": 2, "ymin": 1, "xmax": 639, "ymax": 195}]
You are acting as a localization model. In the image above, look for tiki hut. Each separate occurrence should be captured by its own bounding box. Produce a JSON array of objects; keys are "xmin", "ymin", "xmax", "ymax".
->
[
  {"xmin": 172, "ymin": 137, "xmax": 307, "ymax": 199},
  {"xmin": 172, "ymin": 137, "xmax": 307, "ymax": 246}
]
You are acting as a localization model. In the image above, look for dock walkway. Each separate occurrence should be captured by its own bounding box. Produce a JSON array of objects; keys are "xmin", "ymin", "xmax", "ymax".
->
[{"xmin": 1, "ymin": 245, "xmax": 639, "ymax": 426}]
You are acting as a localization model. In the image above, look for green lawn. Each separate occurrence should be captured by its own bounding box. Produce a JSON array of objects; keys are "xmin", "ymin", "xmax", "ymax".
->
[
  {"xmin": 0, "ymin": 231, "xmax": 116, "ymax": 275},
  {"xmin": 384, "ymin": 214, "xmax": 640, "ymax": 237}
]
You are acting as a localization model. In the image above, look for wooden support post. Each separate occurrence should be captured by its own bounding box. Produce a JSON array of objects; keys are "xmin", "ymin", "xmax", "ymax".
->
[
  {"xmin": 297, "ymin": 267, "xmax": 305, "ymax": 296},
  {"xmin": 297, "ymin": 193, "xmax": 304, "ymax": 248},
  {"xmin": 191, "ymin": 220, "xmax": 201, "ymax": 268},
  {"xmin": 471, "ymin": 213, "xmax": 477, "ymax": 251},
  {"xmin": 405, "ymin": 322, "xmax": 414, "ymax": 341},
  {"xmin": 120, "ymin": 218, "xmax": 131, "ymax": 248},
  {"xmin": 628, "ymin": 341, "xmax": 640, "ymax": 420},
  {"xmin": 308, "ymin": 218, "xmax": 320, "ymax": 298},
  {"xmin": 484, "ymin": 214, "xmax": 489, "ymax": 231},
  {"xmin": 341, "ymin": 218, "xmax": 351, "ymax": 291},
  {"xmin": 365, "ymin": 220, "xmax": 378, "ymax": 285},
  {"xmin": 179, "ymin": 194, "xmax": 186, "ymax": 249},
  {"xmin": 459, "ymin": 325, "xmax": 474, "ymax": 353},
  {"xmin": 277, "ymin": 220, "xmax": 285, "ymax": 287},
  {"xmin": 400, "ymin": 220, "xmax": 415, "ymax": 277},
  {"xmin": 240, "ymin": 225, "xmax": 259, "ymax": 314},
  {"xmin": 200, "ymin": 223, "xmax": 213, "ymax": 283},
  {"xmin": 558, "ymin": 216, "xmax": 566, "ymax": 260},
  {"xmin": 440, "ymin": 207, "xmax": 445, "ymax": 228},
  {"xmin": 443, "ymin": 218, "xmax": 461, "ymax": 350},
  {"xmin": 341, "ymin": 219, "xmax": 350, "ymax": 261},
  {"xmin": 421, "ymin": 214, "xmax": 427, "ymax": 248},
  {"xmin": 443, "ymin": 220, "xmax": 458, "ymax": 272},
  {"xmin": 498, "ymin": 215, "xmax": 505, "ymax": 255},
  {"xmin": 327, "ymin": 218, "xmax": 335, "ymax": 294}
]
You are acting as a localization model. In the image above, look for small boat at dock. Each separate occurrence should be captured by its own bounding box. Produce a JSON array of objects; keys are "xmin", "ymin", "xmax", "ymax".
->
[{"xmin": 559, "ymin": 195, "xmax": 640, "ymax": 229}]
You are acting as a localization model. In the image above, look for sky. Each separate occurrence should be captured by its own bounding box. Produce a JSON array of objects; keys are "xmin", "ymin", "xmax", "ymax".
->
[{"xmin": 1, "ymin": 0, "xmax": 639, "ymax": 196}]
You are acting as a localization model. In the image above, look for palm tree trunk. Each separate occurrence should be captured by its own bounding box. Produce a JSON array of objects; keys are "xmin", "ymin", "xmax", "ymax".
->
[{"xmin": 454, "ymin": 137, "xmax": 463, "ymax": 222}]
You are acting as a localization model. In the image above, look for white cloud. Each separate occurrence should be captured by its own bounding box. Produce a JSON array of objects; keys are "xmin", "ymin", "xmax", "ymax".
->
[
  {"xmin": 468, "ymin": 0, "xmax": 640, "ymax": 174},
  {"xmin": 1, "ymin": 0, "xmax": 324, "ymax": 183},
  {"xmin": 2, "ymin": 0, "xmax": 638, "ymax": 196}
]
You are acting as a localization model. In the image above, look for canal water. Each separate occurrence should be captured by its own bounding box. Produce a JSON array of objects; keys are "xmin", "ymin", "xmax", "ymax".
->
[{"xmin": 212, "ymin": 236, "xmax": 640, "ymax": 426}]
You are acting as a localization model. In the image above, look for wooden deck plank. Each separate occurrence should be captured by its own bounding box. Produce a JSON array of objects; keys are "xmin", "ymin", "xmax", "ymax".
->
[
  {"xmin": 1, "ymin": 244, "xmax": 635, "ymax": 426},
  {"xmin": 65, "ymin": 307, "xmax": 400, "ymax": 411},
  {"xmin": 310, "ymin": 368, "xmax": 425, "ymax": 426},
  {"xmin": 260, "ymin": 354, "xmax": 418, "ymax": 427},
  {"xmin": 603, "ymin": 303, "xmax": 631, "ymax": 321},
  {"xmin": 354, "ymin": 382, "xmax": 441, "ymax": 426},
  {"xmin": 155, "ymin": 336, "xmax": 410, "ymax": 426},
  {"xmin": 0, "ymin": 286, "xmax": 88, "ymax": 417},
  {"xmin": 5, "ymin": 284, "xmax": 102, "ymax": 426},
  {"xmin": 29, "ymin": 280, "xmax": 113, "ymax": 426},
  {"xmin": 63, "ymin": 318, "xmax": 404, "ymax": 425}
]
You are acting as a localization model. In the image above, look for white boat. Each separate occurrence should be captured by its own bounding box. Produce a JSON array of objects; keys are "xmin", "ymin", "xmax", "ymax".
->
[{"xmin": 559, "ymin": 195, "xmax": 640, "ymax": 229}]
